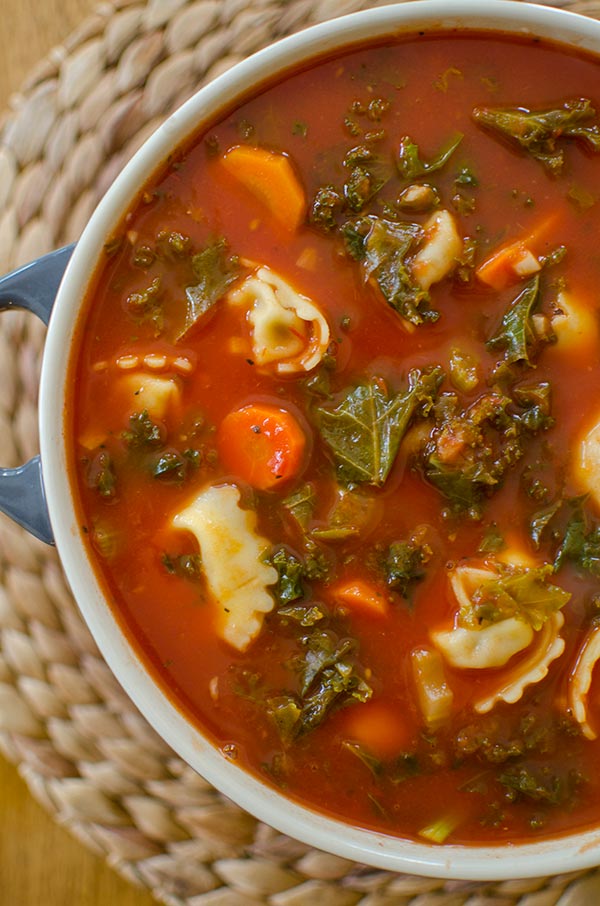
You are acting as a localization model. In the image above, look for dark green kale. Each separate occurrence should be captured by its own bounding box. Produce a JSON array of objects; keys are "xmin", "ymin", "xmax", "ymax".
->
[
  {"xmin": 397, "ymin": 133, "xmax": 463, "ymax": 180},
  {"xmin": 122, "ymin": 409, "xmax": 163, "ymax": 448},
  {"xmin": 423, "ymin": 385, "xmax": 553, "ymax": 519},
  {"xmin": 310, "ymin": 185, "xmax": 344, "ymax": 231},
  {"xmin": 151, "ymin": 450, "xmax": 188, "ymax": 482},
  {"xmin": 512, "ymin": 382, "xmax": 554, "ymax": 432},
  {"xmin": 270, "ymin": 547, "xmax": 306, "ymax": 605},
  {"xmin": 266, "ymin": 631, "xmax": 372, "ymax": 742},
  {"xmin": 316, "ymin": 367, "xmax": 443, "ymax": 487},
  {"xmin": 282, "ymin": 483, "xmax": 316, "ymax": 532},
  {"xmin": 342, "ymin": 144, "xmax": 392, "ymax": 212},
  {"xmin": 125, "ymin": 276, "xmax": 164, "ymax": 336},
  {"xmin": 179, "ymin": 238, "xmax": 241, "ymax": 339},
  {"xmin": 487, "ymin": 275, "xmax": 545, "ymax": 367},
  {"xmin": 342, "ymin": 216, "xmax": 436, "ymax": 326},
  {"xmin": 499, "ymin": 764, "xmax": 584, "ymax": 806},
  {"xmin": 381, "ymin": 538, "xmax": 431, "ymax": 598},
  {"xmin": 473, "ymin": 98, "xmax": 600, "ymax": 175},
  {"xmin": 553, "ymin": 499, "xmax": 600, "ymax": 576}
]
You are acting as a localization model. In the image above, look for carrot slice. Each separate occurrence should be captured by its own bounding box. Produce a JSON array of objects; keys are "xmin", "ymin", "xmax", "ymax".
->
[
  {"xmin": 217, "ymin": 403, "xmax": 306, "ymax": 490},
  {"xmin": 342, "ymin": 700, "xmax": 409, "ymax": 759},
  {"xmin": 332, "ymin": 578, "xmax": 389, "ymax": 618},
  {"xmin": 476, "ymin": 214, "xmax": 559, "ymax": 290},
  {"xmin": 221, "ymin": 145, "xmax": 306, "ymax": 231}
]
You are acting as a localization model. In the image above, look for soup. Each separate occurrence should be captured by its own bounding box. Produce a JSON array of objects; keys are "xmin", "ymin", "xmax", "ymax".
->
[{"xmin": 67, "ymin": 30, "xmax": 600, "ymax": 846}]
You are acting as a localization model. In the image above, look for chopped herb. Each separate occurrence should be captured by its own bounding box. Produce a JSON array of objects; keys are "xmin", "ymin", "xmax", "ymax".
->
[
  {"xmin": 478, "ymin": 523, "xmax": 506, "ymax": 553},
  {"xmin": 151, "ymin": 450, "xmax": 187, "ymax": 482},
  {"xmin": 473, "ymin": 98, "xmax": 600, "ymax": 175},
  {"xmin": 162, "ymin": 552, "xmax": 202, "ymax": 580},
  {"xmin": 132, "ymin": 245, "xmax": 156, "ymax": 268},
  {"xmin": 455, "ymin": 166, "xmax": 479, "ymax": 187},
  {"xmin": 397, "ymin": 132, "xmax": 463, "ymax": 181},
  {"xmin": 87, "ymin": 450, "xmax": 116, "ymax": 499},
  {"xmin": 292, "ymin": 121, "xmax": 308, "ymax": 137},
  {"xmin": 316, "ymin": 367, "xmax": 443, "ymax": 487},
  {"xmin": 156, "ymin": 230, "xmax": 190, "ymax": 258}
]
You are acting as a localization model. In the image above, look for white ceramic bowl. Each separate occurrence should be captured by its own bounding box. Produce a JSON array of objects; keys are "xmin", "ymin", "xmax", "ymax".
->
[{"xmin": 19, "ymin": 0, "xmax": 600, "ymax": 880}]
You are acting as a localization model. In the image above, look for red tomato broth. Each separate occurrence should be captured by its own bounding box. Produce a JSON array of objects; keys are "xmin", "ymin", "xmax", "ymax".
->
[{"xmin": 68, "ymin": 31, "xmax": 600, "ymax": 845}]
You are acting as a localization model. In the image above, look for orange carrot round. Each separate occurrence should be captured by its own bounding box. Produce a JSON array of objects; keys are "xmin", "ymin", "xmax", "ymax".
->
[
  {"xmin": 221, "ymin": 145, "xmax": 306, "ymax": 231},
  {"xmin": 342, "ymin": 700, "xmax": 409, "ymax": 760},
  {"xmin": 217, "ymin": 403, "xmax": 306, "ymax": 490}
]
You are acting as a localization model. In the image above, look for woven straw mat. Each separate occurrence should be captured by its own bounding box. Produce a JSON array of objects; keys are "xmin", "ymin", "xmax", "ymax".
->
[{"xmin": 4, "ymin": 0, "xmax": 600, "ymax": 903}]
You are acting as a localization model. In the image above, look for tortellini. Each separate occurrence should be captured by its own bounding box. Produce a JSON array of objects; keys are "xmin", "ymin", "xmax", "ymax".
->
[
  {"xmin": 473, "ymin": 613, "xmax": 565, "ymax": 714},
  {"xmin": 411, "ymin": 209, "xmax": 463, "ymax": 291},
  {"xmin": 228, "ymin": 265, "xmax": 330, "ymax": 373},
  {"xmin": 172, "ymin": 484, "xmax": 277, "ymax": 652},
  {"xmin": 567, "ymin": 624, "xmax": 600, "ymax": 739},
  {"xmin": 432, "ymin": 563, "xmax": 566, "ymax": 715},
  {"xmin": 432, "ymin": 619, "xmax": 534, "ymax": 670},
  {"xmin": 574, "ymin": 416, "xmax": 600, "ymax": 512},
  {"xmin": 551, "ymin": 289, "xmax": 598, "ymax": 355}
]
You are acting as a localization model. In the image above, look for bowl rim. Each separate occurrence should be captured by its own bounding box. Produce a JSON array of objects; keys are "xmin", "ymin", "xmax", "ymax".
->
[{"xmin": 39, "ymin": 0, "xmax": 600, "ymax": 879}]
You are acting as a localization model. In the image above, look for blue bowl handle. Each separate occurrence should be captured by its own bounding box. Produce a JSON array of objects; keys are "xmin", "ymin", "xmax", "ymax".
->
[{"xmin": 0, "ymin": 244, "xmax": 75, "ymax": 544}]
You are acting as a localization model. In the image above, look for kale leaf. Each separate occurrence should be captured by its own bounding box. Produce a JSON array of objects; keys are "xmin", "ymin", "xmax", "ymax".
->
[
  {"xmin": 487, "ymin": 276, "xmax": 542, "ymax": 366},
  {"xmin": 270, "ymin": 547, "xmax": 306, "ymax": 605},
  {"xmin": 342, "ymin": 216, "xmax": 437, "ymax": 326},
  {"xmin": 125, "ymin": 276, "xmax": 164, "ymax": 336},
  {"xmin": 267, "ymin": 631, "xmax": 372, "ymax": 742},
  {"xmin": 423, "ymin": 391, "xmax": 525, "ymax": 518},
  {"xmin": 553, "ymin": 499, "xmax": 600, "ymax": 576},
  {"xmin": 311, "ymin": 487, "xmax": 378, "ymax": 542},
  {"xmin": 397, "ymin": 132, "xmax": 463, "ymax": 180},
  {"xmin": 343, "ymin": 144, "xmax": 392, "ymax": 212},
  {"xmin": 458, "ymin": 564, "xmax": 570, "ymax": 631},
  {"xmin": 179, "ymin": 238, "xmax": 241, "ymax": 339},
  {"xmin": 473, "ymin": 98, "xmax": 600, "ymax": 175},
  {"xmin": 316, "ymin": 367, "xmax": 443, "ymax": 487},
  {"xmin": 282, "ymin": 483, "xmax": 316, "ymax": 532},
  {"xmin": 382, "ymin": 538, "xmax": 431, "ymax": 598},
  {"xmin": 122, "ymin": 409, "xmax": 163, "ymax": 448}
]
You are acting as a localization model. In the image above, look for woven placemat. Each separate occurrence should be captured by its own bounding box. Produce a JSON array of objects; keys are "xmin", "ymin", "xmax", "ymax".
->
[{"xmin": 4, "ymin": 0, "xmax": 600, "ymax": 903}]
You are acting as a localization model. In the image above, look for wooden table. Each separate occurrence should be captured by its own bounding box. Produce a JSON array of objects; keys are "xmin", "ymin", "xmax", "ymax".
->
[{"xmin": 0, "ymin": 3, "xmax": 157, "ymax": 904}]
